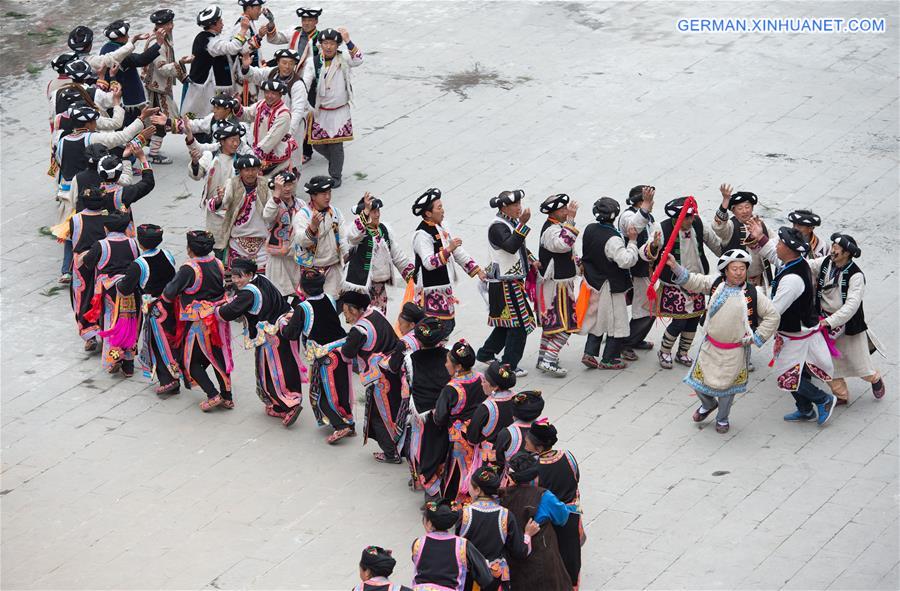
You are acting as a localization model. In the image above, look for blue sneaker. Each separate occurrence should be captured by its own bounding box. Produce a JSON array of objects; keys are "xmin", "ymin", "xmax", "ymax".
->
[
  {"xmin": 817, "ymin": 394, "xmax": 838, "ymax": 426},
  {"xmin": 784, "ymin": 409, "xmax": 816, "ymax": 422}
]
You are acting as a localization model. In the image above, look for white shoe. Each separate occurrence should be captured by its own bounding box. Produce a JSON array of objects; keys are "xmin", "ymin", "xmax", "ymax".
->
[
  {"xmin": 538, "ymin": 360, "xmax": 568, "ymax": 377},
  {"xmin": 514, "ymin": 367, "xmax": 528, "ymax": 378}
]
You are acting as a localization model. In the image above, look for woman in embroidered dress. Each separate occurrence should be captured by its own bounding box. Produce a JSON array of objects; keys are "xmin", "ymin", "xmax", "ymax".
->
[{"xmin": 664, "ymin": 249, "xmax": 780, "ymax": 433}]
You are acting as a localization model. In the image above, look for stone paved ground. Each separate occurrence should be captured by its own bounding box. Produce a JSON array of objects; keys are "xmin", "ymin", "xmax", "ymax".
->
[{"xmin": 2, "ymin": 1, "xmax": 899, "ymax": 589}]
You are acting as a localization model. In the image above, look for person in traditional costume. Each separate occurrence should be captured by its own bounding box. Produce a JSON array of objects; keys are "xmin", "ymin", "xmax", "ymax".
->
[
  {"xmin": 524, "ymin": 421, "xmax": 585, "ymax": 589},
  {"xmin": 231, "ymin": 0, "xmax": 285, "ymax": 78},
  {"xmin": 82, "ymin": 150, "xmax": 155, "ymax": 231},
  {"xmin": 664, "ymin": 249, "xmax": 780, "ymax": 433},
  {"xmin": 579, "ymin": 197, "xmax": 648, "ymax": 369},
  {"xmin": 234, "ymin": 78, "xmax": 298, "ymax": 178},
  {"xmin": 396, "ymin": 302, "xmax": 426, "ymax": 338},
  {"xmin": 458, "ymin": 467, "xmax": 537, "ymax": 591},
  {"xmin": 181, "ymin": 7, "xmax": 250, "ymax": 119},
  {"xmin": 238, "ymin": 48, "xmax": 314, "ymax": 172},
  {"xmin": 115, "ymin": 224, "xmax": 181, "ymax": 395},
  {"xmin": 499, "ymin": 452, "xmax": 572, "ymax": 591},
  {"xmin": 262, "ymin": 171, "xmax": 303, "ymax": 298},
  {"xmin": 82, "ymin": 212, "xmax": 140, "ymax": 376},
  {"xmin": 99, "ymin": 20, "xmax": 165, "ymax": 129},
  {"xmin": 307, "ymin": 27, "xmax": 363, "ymax": 187},
  {"xmin": 535, "ymin": 193, "xmax": 580, "ymax": 377},
  {"xmin": 53, "ymin": 103, "xmax": 152, "ymax": 283},
  {"xmin": 814, "ymin": 233, "xmax": 886, "ymax": 404},
  {"xmin": 339, "ymin": 290, "xmax": 408, "ymax": 463},
  {"xmin": 280, "ymin": 271, "xmax": 356, "ymax": 443},
  {"xmin": 354, "ymin": 545, "xmax": 412, "ymax": 591},
  {"xmin": 433, "ymin": 340, "xmax": 486, "ymax": 503},
  {"xmin": 477, "ymin": 190, "xmax": 537, "ymax": 377},
  {"xmin": 344, "ymin": 193, "xmax": 415, "ymax": 315},
  {"xmin": 69, "ymin": 187, "xmax": 112, "ymax": 350},
  {"xmin": 389, "ymin": 316, "xmax": 450, "ymax": 497},
  {"xmin": 411, "ymin": 498, "xmax": 494, "ymax": 591},
  {"xmin": 285, "ymin": 7, "xmax": 323, "ymax": 165},
  {"xmin": 655, "ymin": 196, "xmax": 722, "ymax": 369},
  {"xmin": 142, "ymin": 9, "xmax": 191, "ymax": 164},
  {"xmin": 167, "ymin": 94, "xmax": 240, "ymax": 146},
  {"xmin": 712, "ymin": 184, "xmax": 772, "ymax": 286},
  {"xmin": 66, "ymin": 25, "xmax": 137, "ymax": 73},
  {"xmin": 411, "ymin": 188, "xmax": 485, "ymax": 338},
  {"xmin": 788, "ymin": 209, "xmax": 830, "ymax": 259},
  {"xmin": 188, "ymin": 119, "xmax": 246, "ymax": 256},
  {"xmin": 494, "ymin": 391, "xmax": 544, "ymax": 470},
  {"xmin": 50, "ymin": 59, "xmax": 118, "ymax": 127},
  {"xmin": 161, "ymin": 230, "xmax": 234, "ymax": 412},
  {"xmin": 619, "ymin": 185, "xmax": 662, "ymax": 357},
  {"xmin": 216, "ymin": 153, "xmax": 271, "ymax": 274},
  {"xmin": 69, "ymin": 145, "xmax": 113, "ymax": 210},
  {"xmin": 747, "ymin": 222, "xmax": 838, "ymax": 425},
  {"xmin": 216, "ymin": 257, "xmax": 303, "ymax": 427},
  {"xmin": 292, "ymin": 175, "xmax": 348, "ymax": 297},
  {"xmin": 467, "ymin": 361, "xmax": 517, "ymax": 470}
]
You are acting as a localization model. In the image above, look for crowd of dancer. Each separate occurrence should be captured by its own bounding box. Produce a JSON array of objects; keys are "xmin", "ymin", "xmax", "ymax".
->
[{"xmin": 42, "ymin": 2, "xmax": 888, "ymax": 589}]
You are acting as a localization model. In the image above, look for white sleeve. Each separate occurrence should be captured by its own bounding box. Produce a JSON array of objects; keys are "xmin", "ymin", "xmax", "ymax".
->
[
  {"xmin": 606, "ymin": 236, "xmax": 639, "ymax": 269},
  {"xmin": 208, "ymin": 33, "xmax": 246, "ymax": 57},
  {"xmin": 413, "ymin": 230, "xmax": 442, "ymax": 271},
  {"xmin": 94, "ymin": 88, "xmax": 115, "ymax": 109},
  {"xmin": 95, "ymin": 105, "xmax": 125, "ymax": 130},
  {"xmin": 826, "ymin": 272, "xmax": 865, "ymax": 328},
  {"xmin": 238, "ymin": 65, "xmax": 273, "ymax": 85},
  {"xmin": 189, "ymin": 150, "xmax": 213, "ymax": 180},
  {"xmin": 86, "ymin": 117, "xmax": 144, "ymax": 148},
  {"xmin": 84, "ymin": 42, "xmax": 135, "ymax": 70}
]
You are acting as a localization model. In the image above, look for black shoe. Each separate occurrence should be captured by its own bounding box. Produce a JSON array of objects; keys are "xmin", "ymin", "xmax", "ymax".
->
[{"xmin": 330, "ymin": 176, "xmax": 342, "ymax": 188}]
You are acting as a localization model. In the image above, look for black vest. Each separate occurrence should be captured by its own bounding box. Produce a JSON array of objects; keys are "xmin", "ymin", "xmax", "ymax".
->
[
  {"xmin": 58, "ymin": 134, "xmax": 90, "ymax": 182},
  {"xmin": 242, "ymin": 274, "xmax": 290, "ymax": 338},
  {"xmin": 97, "ymin": 236, "xmax": 138, "ymax": 276},
  {"xmin": 414, "ymin": 222, "xmax": 451, "ymax": 287},
  {"xmin": 413, "ymin": 535, "xmax": 466, "ymax": 589},
  {"xmin": 189, "ymin": 31, "xmax": 233, "ymax": 86},
  {"xmin": 538, "ymin": 220, "xmax": 577, "ymax": 280},
  {"xmin": 771, "ymin": 258, "xmax": 817, "ymax": 332},
  {"xmin": 180, "ymin": 256, "xmax": 225, "ymax": 306},
  {"xmin": 581, "ymin": 223, "xmax": 632, "ymax": 293},
  {"xmin": 624, "ymin": 206, "xmax": 652, "ymax": 277},
  {"xmin": 305, "ymin": 296, "xmax": 347, "ymax": 345},
  {"xmin": 817, "ymin": 260, "xmax": 867, "ymax": 336},
  {"xmin": 410, "ymin": 346, "xmax": 450, "ymax": 412},
  {"xmin": 536, "ymin": 450, "xmax": 580, "ymax": 506},
  {"xmin": 658, "ymin": 217, "xmax": 710, "ymax": 284},
  {"xmin": 460, "ymin": 500, "xmax": 512, "ymax": 563},
  {"xmin": 100, "ymin": 41, "xmax": 146, "ymax": 105},
  {"xmin": 346, "ymin": 224, "xmax": 391, "ymax": 287},
  {"xmin": 139, "ymin": 250, "xmax": 177, "ymax": 298}
]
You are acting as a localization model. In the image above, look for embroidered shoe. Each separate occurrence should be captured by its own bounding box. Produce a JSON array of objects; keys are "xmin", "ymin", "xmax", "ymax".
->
[
  {"xmin": 674, "ymin": 352, "xmax": 694, "ymax": 366},
  {"xmin": 817, "ymin": 394, "xmax": 837, "ymax": 426},
  {"xmin": 872, "ymin": 378, "xmax": 886, "ymax": 399},
  {"xmin": 597, "ymin": 359, "xmax": 627, "ymax": 370},
  {"xmin": 155, "ymin": 381, "xmax": 180, "ymax": 395},
  {"xmin": 58, "ymin": 272, "xmax": 72, "ymax": 284},
  {"xmin": 693, "ymin": 404, "xmax": 717, "ymax": 422},
  {"xmin": 282, "ymin": 405, "xmax": 302, "ymax": 427},
  {"xmin": 620, "ymin": 349, "xmax": 638, "ymax": 361},
  {"xmin": 200, "ymin": 395, "xmax": 224, "ymax": 412},
  {"xmin": 537, "ymin": 359, "xmax": 568, "ymax": 377},
  {"xmin": 84, "ymin": 338, "xmax": 99, "ymax": 353},
  {"xmin": 783, "ymin": 409, "xmax": 816, "ymax": 422},
  {"xmin": 266, "ymin": 406, "xmax": 287, "ymax": 418},
  {"xmin": 581, "ymin": 354, "xmax": 601, "ymax": 369},
  {"xmin": 715, "ymin": 421, "xmax": 730, "ymax": 434},
  {"xmin": 658, "ymin": 351, "xmax": 673, "ymax": 369}
]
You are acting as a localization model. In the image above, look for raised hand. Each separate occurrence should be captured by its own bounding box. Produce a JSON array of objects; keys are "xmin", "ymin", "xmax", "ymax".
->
[
  {"xmin": 448, "ymin": 237, "xmax": 463, "ymax": 252},
  {"xmin": 626, "ymin": 224, "xmax": 638, "ymax": 241},
  {"xmin": 520, "ymin": 207, "xmax": 531, "ymax": 224},
  {"xmin": 720, "ymin": 183, "xmax": 733, "ymax": 208}
]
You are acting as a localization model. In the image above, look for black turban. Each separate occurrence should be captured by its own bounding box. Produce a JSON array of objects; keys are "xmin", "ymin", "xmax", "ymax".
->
[
  {"xmin": 136, "ymin": 224, "xmax": 163, "ymax": 249},
  {"xmin": 423, "ymin": 498, "xmax": 460, "ymax": 531},
  {"xmin": 359, "ymin": 546, "xmax": 396, "ymax": 578},
  {"xmin": 787, "ymin": 209, "xmax": 821, "ymax": 227},
  {"xmin": 664, "ymin": 196, "xmax": 698, "ymax": 219},
  {"xmin": 415, "ymin": 317, "xmax": 444, "ymax": 348},
  {"xmin": 273, "ymin": 48, "xmax": 301, "ymax": 62},
  {"xmin": 296, "ymin": 7, "xmax": 323, "ymax": 18},
  {"xmin": 81, "ymin": 187, "xmax": 105, "ymax": 210},
  {"xmin": 412, "ymin": 188, "xmax": 441, "ymax": 217},
  {"xmin": 305, "ymin": 175, "xmax": 334, "ymax": 194},
  {"xmin": 186, "ymin": 230, "xmax": 215, "ymax": 256},
  {"xmin": 353, "ymin": 196, "xmax": 383, "ymax": 215},
  {"xmin": 507, "ymin": 451, "xmax": 539, "ymax": 484},
  {"xmin": 448, "ymin": 340, "xmax": 475, "ymax": 369},
  {"xmin": 399, "ymin": 302, "xmax": 425, "ymax": 324},
  {"xmin": 230, "ymin": 257, "xmax": 257, "ymax": 276},
  {"xmin": 830, "ymin": 232, "xmax": 861, "ymax": 258},
  {"xmin": 489, "ymin": 189, "xmax": 524, "ymax": 209},
  {"xmin": 150, "ymin": 9, "xmax": 175, "ymax": 25},
  {"xmin": 300, "ymin": 270, "xmax": 325, "ymax": 296},
  {"xmin": 267, "ymin": 170, "xmax": 297, "ymax": 190},
  {"xmin": 104, "ymin": 211, "xmax": 131, "ymax": 233},
  {"xmin": 512, "ymin": 390, "xmax": 544, "ymax": 421},
  {"xmin": 777, "ymin": 226, "xmax": 809, "ymax": 254},
  {"xmin": 484, "ymin": 361, "xmax": 516, "ymax": 391},
  {"xmin": 527, "ymin": 420, "xmax": 558, "ymax": 449},
  {"xmin": 627, "ymin": 185, "xmax": 652, "ymax": 204},
  {"xmin": 104, "ymin": 20, "xmax": 130, "ymax": 40},
  {"xmin": 540, "ymin": 193, "xmax": 569, "ymax": 214},
  {"xmin": 592, "ymin": 197, "xmax": 620, "ymax": 222},
  {"xmin": 260, "ymin": 78, "xmax": 288, "ymax": 95},
  {"xmin": 319, "ymin": 28, "xmax": 342, "ymax": 44},
  {"xmin": 471, "ymin": 466, "xmax": 501, "ymax": 496},
  {"xmin": 338, "ymin": 290, "xmax": 371, "ymax": 311},
  {"xmin": 728, "ymin": 191, "xmax": 758, "ymax": 208},
  {"xmin": 67, "ymin": 26, "xmax": 93, "ymax": 52},
  {"xmin": 234, "ymin": 154, "xmax": 262, "ymax": 170}
]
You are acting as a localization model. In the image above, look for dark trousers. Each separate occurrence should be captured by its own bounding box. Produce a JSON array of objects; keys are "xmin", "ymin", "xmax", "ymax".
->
[
  {"xmin": 624, "ymin": 316, "xmax": 654, "ymax": 348},
  {"xmin": 302, "ymin": 136, "xmax": 312, "ymax": 158},
  {"xmin": 367, "ymin": 401, "xmax": 398, "ymax": 458},
  {"xmin": 584, "ymin": 334, "xmax": 625, "ymax": 363},
  {"xmin": 477, "ymin": 326, "xmax": 528, "ymax": 369},
  {"xmin": 188, "ymin": 343, "xmax": 231, "ymax": 400},
  {"xmin": 665, "ymin": 316, "xmax": 701, "ymax": 339},
  {"xmin": 792, "ymin": 371, "xmax": 831, "ymax": 413},
  {"xmin": 311, "ymin": 143, "xmax": 345, "ymax": 180}
]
